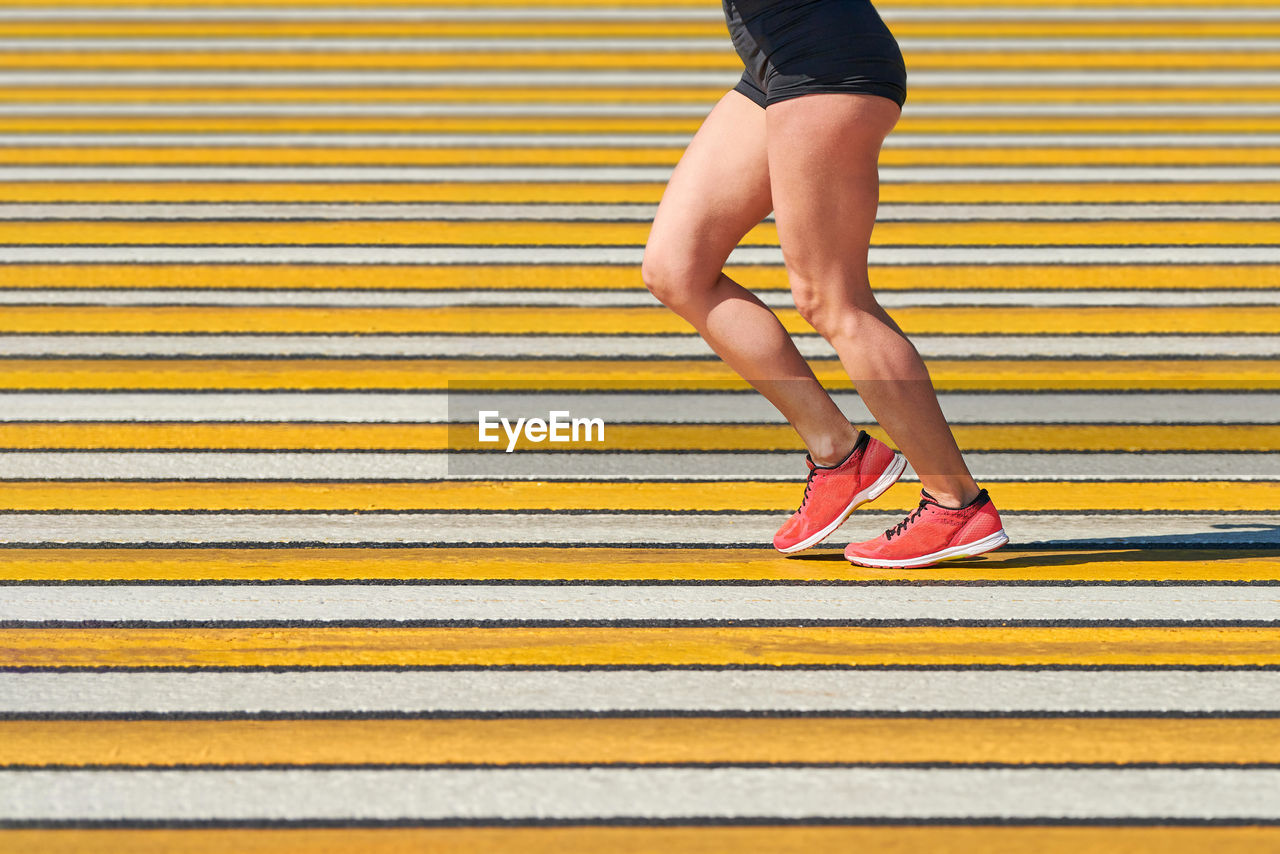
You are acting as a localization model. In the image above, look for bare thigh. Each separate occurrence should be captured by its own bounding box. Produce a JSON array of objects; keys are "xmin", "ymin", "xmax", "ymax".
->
[
  {"xmin": 642, "ymin": 89, "xmax": 773, "ymax": 303},
  {"xmin": 765, "ymin": 92, "xmax": 900, "ymax": 323}
]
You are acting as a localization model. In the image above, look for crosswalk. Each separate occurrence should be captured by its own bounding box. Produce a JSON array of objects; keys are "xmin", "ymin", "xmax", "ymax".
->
[{"xmin": 1, "ymin": 0, "xmax": 1279, "ymax": 849}]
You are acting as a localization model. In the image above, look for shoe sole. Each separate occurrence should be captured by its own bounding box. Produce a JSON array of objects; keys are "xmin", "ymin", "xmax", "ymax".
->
[
  {"xmin": 776, "ymin": 453, "xmax": 908, "ymax": 555},
  {"xmin": 845, "ymin": 528, "xmax": 1010, "ymax": 569}
]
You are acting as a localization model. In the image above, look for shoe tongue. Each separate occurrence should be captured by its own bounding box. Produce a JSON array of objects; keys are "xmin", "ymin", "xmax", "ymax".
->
[
  {"xmin": 919, "ymin": 489, "xmax": 941, "ymax": 506},
  {"xmin": 804, "ymin": 454, "xmax": 817, "ymax": 471}
]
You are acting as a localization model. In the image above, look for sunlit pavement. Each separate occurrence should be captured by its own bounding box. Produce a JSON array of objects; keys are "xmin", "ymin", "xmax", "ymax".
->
[{"xmin": 1, "ymin": 0, "xmax": 1279, "ymax": 850}]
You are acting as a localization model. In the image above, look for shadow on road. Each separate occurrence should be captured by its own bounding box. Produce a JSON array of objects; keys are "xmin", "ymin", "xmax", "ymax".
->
[{"xmin": 787, "ymin": 523, "xmax": 1280, "ymax": 568}]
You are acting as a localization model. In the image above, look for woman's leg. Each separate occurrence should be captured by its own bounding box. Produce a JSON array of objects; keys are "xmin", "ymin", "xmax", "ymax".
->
[
  {"xmin": 642, "ymin": 89, "xmax": 860, "ymax": 465},
  {"xmin": 764, "ymin": 92, "xmax": 980, "ymax": 508}
]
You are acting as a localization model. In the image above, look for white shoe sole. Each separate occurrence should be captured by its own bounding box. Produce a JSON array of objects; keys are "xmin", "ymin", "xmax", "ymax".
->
[
  {"xmin": 775, "ymin": 453, "xmax": 908, "ymax": 555},
  {"xmin": 845, "ymin": 528, "xmax": 1010, "ymax": 569}
]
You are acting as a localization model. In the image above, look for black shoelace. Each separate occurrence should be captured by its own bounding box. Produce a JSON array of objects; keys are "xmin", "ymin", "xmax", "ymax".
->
[
  {"xmin": 796, "ymin": 466, "xmax": 818, "ymax": 512},
  {"xmin": 885, "ymin": 500, "xmax": 929, "ymax": 541}
]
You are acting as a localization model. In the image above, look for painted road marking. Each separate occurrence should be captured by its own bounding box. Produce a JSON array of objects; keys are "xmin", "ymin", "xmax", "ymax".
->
[
  {"xmin": 3, "ymin": 583, "xmax": 1277, "ymax": 624},
  {"xmin": 1, "ymin": 391, "xmax": 1273, "ymax": 423},
  {"xmin": 4, "ymin": 333, "xmax": 1276, "ymax": 358},
  {"xmin": 7, "ymin": 669, "xmax": 1280, "ymax": 714},
  {"xmin": 0, "ymin": 511, "xmax": 1275, "ymax": 547},
  {"xmin": 4, "ymin": 767, "xmax": 1280, "ymax": 821},
  {"xmin": 5, "ymin": 718, "xmax": 1280, "ymax": 767}
]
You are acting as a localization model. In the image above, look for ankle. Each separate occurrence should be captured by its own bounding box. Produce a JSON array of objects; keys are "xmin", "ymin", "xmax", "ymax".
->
[
  {"xmin": 925, "ymin": 483, "xmax": 982, "ymax": 509},
  {"xmin": 808, "ymin": 428, "xmax": 863, "ymax": 467}
]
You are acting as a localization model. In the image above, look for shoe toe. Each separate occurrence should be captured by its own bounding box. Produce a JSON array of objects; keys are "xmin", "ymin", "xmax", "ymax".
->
[
  {"xmin": 773, "ymin": 514, "xmax": 804, "ymax": 551},
  {"xmin": 843, "ymin": 535, "xmax": 886, "ymax": 562}
]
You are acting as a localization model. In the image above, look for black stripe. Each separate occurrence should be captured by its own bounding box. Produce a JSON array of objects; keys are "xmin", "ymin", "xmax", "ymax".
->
[
  {"xmin": 4, "ymin": 347, "xmax": 1278, "ymax": 358},
  {"xmin": 6, "ymin": 710, "xmax": 1280, "ymax": 722},
  {"xmin": 6, "ymin": 761, "xmax": 1280, "ymax": 772},
  {"xmin": 1, "ymin": 387, "xmax": 1277, "ymax": 395},
  {"xmin": 5, "ymin": 333, "xmax": 1279, "ymax": 342},
  {"xmin": 10, "ymin": 222, "xmax": 1280, "ymax": 229},
  {"xmin": 8, "ymin": 217, "xmax": 1278, "ymax": 224},
  {"xmin": 1, "ymin": 818, "xmax": 1278, "ymax": 829},
  {"xmin": 1, "ymin": 478, "xmax": 1277, "ymax": 489},
  {"xmin": 7, "ymin": 448, "xmax": 1276, "ymax": 455},
  {"xmin": 0, "ymin": 218, "xmax": 1278, "ymax": 226},
  {"xmin": 5, "ymin": 281, "xmax": 1280, "ymax": 293},
  {"xmin": 5, "ymin": 579, "xmax": 1278, "ymax": 588},
  {"xmin": 5, "ymin": 619, "xmax": 1280, "ymax": 629},
  {"xmin": 0, "ymin": 540, "xmax": 1275, "ymax": 550},
  {"xmin": 1, "ymin": 260, "xmax": 1277, "ymax": 268},
  {"xmin": 0, "ymin": 419, "xmax": 1275, "ymax": 426},
  {"xmin": 0, "ymin": 476, "xmax": 1275, "ymax": 486},
  {"xmin": 5, "ymin": 663, "xmax": 1280, "ymax": 673},
  {"xmin": 1, "ymin": 386, "xmax": 1273, "ymax": 394},
  {"xmin": 8, "ymin": 241, "xmax": 1279, "ymax": 249}
]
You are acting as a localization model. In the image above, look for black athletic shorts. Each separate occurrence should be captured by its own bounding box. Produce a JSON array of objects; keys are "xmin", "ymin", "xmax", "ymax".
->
[{"xmin": 721, "ymin": 0, "xmax": 907, "ymax": 109}]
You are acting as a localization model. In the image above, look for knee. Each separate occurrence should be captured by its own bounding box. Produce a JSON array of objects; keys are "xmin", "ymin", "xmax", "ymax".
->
[
  {"xmin": 641, "ymin": 245, "xmax": 718, "ymax": 313},
  {"xmin": 790, "ymin": 278, "xmax": 877, "ymax": 342},
  {"xmin": 639, "ymin": 250, "xmax": 668, "ymax": 301}
]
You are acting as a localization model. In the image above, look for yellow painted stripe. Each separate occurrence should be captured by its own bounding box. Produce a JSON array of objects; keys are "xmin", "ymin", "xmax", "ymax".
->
[
  {"xmin": 5, "ymin": 21, "xmax": 1280, "ymax": 37},
  {"xmin": 459, "ymin": 424, "xmax": 1280, "ymax": 454},
  {"xmin": 2, "ymin": 51, "xmax": 1277, "ymax": 72},
  {"xmin": 2, "ymin": 118, "xmax": 1280, "ymax": 136},
  {"xmin": 0, "ymin": 22, "xmax": 746, "ymax": 37},
  {"xmin": 1, "ymin": 358, "xmax": 1271, "ymax": 391},
  {"xmin": 3, "ymin": 145, "xmax": 1279, "ymax": 168},
  {"xmin": 3, "ymin": 481, "xmax": 1275, "ymax": 513},
  {"xmin": 7, "ymin": 86, "xmax": 1280, "ymax": 105},
  {"xmin": 3, "ymin": 829, "xmax": 1279, "ymax": 854},
  {"xmin": 5, "ymin": 220, "xmax": 1278, "ymax": 248},
  {"xmin": 1, "ymin": 547, "xmax": 1276, "ymax": 583},
  {"xmin": 6, "ymin": 305, "xmax": 1276, "ymax": 336},
  {"xmin": 6, "ymin": 424, "xmax": 1276, "ymax": 454},
  {"xmin": 0, "ymin": 264, "xmax": 1269, "ymax": 291},
  {"xmin": 3, "ymin": 181, "xmax": 1271, "ymax": 205},
  {"xmin": 6, "ymin": 626, "xmax": 1280, "ymax": 667},
  {"xmin": 5, "ymin": 0, "xmax": 1277, "ymax": 7},
  {"xmin": 6, "ymin": 718, "xmax": 1280, "ymax": 767}
]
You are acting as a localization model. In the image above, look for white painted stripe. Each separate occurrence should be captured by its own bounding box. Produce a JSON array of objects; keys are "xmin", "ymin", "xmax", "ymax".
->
[
  {"xmin": 0, "ymin": 392, "xmax": 1271, "ymax": 425},
  {"xmin": 6, "ymin": 669, "xmax": 1279, "ymax": 715},
  {"xmin": 4, "ymin": 103, "xmax": 1280, "ymax": 117},
  {"xmin": 4, "ymin": 165, "xmax": 1274, "ymax": 182},
  {"xmin": 5, "ymin": 768, "xmax": 1280, "ymax": 821},
  {"xmin": 5, "ymin": 203, "xmax": 1280, "ymax": 223},
  {"xmin": 4, "ymin": 287, "xmax": 1273, "ymax": 307},
  {"xmin": 0, "ymin": 393, "xmax": 444, "ymax": 423},
  {"xmin": 3, "ymin": 452, "xmax": 1277, "ymax": 482},
  {"xmin": 0, "ymin": 132, "xmax": 707, "ymax": 148},
  {"xmin": 4, "ymin": 334, "xmax": 1278, "ymax": 359},
  {"xmin": 2, "ymin": 133, "xmax": 1277, "ymax": 148},
  {"xmin": 1, "ymin": 37, "xmax": 1277, "ymax": 52},
  {"xmin": 5, "ymin": 583, "xmax": 1277, "ymax": 624},
  {"xmin": 4, "ymin": 69, "xmax": 1280, "ymax": 87},
  {"xmin": 471, "ymin": 7, "xmax": 1280, "ymax": 21},
  {"xmin": 5, "ymin": 247, "xmax": 1277, "ymax": 265},
  {"xmin": 0, "ymin": 512, "xmax": 1276, "ymax": 547},
  {"xmin": 5, "ymin": 7, "xmax": 1280, "ymax": 22}
]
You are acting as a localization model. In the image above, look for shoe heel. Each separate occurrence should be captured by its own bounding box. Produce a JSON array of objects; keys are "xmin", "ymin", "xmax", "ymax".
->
[
  {"xmin": 965, "ymin": 529, "xmax": 1009, "ymax": 557},
  {"xmin": 865, "ymin": 453, "xmax": 907, "ymax": 502}
]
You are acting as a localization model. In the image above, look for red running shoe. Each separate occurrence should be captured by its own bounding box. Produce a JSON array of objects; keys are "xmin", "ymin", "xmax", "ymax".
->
[
  {"xmin": 844, "ymin": 488, "xmax": 1008, "ymax": 568},
  {"xmin": 773, "ymin": 430, "xmax": 907, "ymax": 554}
]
